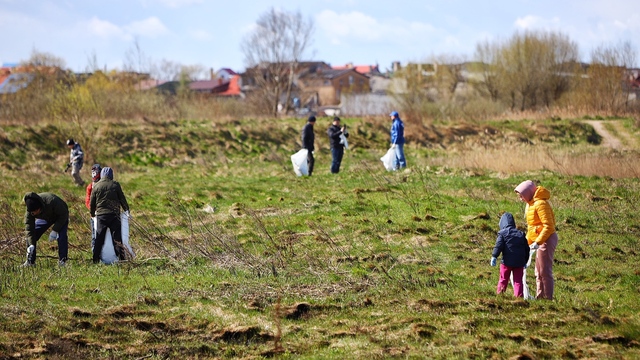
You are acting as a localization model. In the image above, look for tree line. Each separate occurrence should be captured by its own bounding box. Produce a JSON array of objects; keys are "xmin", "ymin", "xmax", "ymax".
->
[{"xmin": 1, "ymin": 8, "xmax": 638, "ymax": 123}]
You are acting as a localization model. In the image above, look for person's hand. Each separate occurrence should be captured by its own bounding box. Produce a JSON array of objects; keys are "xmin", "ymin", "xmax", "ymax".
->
[
  {"xmin": 124, "ymin": 210, "xmax": 132, "ymax": 219},
  {"xmin": 49, "ymin": 231, "xmax": 59, "ymax": 241},
  {"xmin": 490, "ymin": 257, "xmax": 497, "ymax": 267},
  {"xmin": 391, "ymin": 144, "xmax": 397, "ymax": 149},
  {"xmin": 530, "ymin": 242, "xmax": 539, "ymax": 250}
]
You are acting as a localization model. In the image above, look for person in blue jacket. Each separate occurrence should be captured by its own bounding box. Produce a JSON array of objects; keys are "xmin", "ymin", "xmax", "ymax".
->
[
  {"xmin": 389, "ymin": 111, "xmax": 406, "ymax": 170},
  {"xmin": 490, "ymin": 212, "xmax": 530, "ymax": 297}
]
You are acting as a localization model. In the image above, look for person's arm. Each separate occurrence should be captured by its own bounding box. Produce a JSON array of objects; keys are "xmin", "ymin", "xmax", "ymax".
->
[
  {"xmin": 85, "ymin": 183, "xmax": 92, "ymax": 210},
  {"xmin": 390, "ymin": 121, "xmax": 398, "ymax": 144},
  {"xmin": 533, "ymin": 201, "xmax": 556, "ymax": 245},
  {"xmin": 492, "ymin": 234, "xmax": 504, "ymax": 259},
  {"xmin": 24, "ymin": 212, "xmax": 36, "ymax": 243},
  {"xmin": 90, "ymin": 187, "xmax": 97, "ymax": 217},
  {"xmin": 116, "ymin": 183, "xmax": 130, "ymax": 212}
]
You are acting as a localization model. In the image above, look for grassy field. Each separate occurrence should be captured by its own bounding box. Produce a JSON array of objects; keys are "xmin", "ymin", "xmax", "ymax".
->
[{"xmin": 0, "ymin": 116, "xmax": 639, "ymax": 359}]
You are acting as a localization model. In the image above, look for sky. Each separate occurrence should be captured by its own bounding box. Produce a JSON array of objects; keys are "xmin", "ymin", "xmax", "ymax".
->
[{"xmin": 1, "ymin": 0, "xmax": 639, "ymax": 77}]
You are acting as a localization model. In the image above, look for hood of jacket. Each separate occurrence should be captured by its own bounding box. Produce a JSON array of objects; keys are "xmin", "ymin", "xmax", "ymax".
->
[
  {"xmin": 515, "ymin": 180, "xmax": 536, "ymax": 202},
  {"xmin": 533, "ymin": 186, "xmax": 551, "ymax": 202},
  {"xmin": 499, "ymin": 212, "xmax": 516, "ymax": 231}
]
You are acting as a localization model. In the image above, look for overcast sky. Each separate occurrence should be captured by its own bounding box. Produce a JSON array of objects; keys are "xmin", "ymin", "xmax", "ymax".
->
[{"xmin": 1, "ymin": 0, "xmax": 639, "ymax": 76}]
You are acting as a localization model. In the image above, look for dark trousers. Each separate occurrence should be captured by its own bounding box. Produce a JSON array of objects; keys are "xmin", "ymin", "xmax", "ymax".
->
[
  {"xmin": 330, "ymin": 146, "xmax": 344, "ymax": 173},
  {"xmin": 94, "ymin": 213, "xmax": 124, "ymax": 263},
  {"xmin": 28, "ymin": 219, "xmax": 69, "ymax": 264},
  {"xmin": 307, "ymin": 151, "xmax": 315, "ymax": 176}
]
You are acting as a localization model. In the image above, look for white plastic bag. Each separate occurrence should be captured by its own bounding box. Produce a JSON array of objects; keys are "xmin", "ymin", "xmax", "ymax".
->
[
  {"xmin": 291, "ymin": 149, "xmax": 309, "ymax": 176},
  {"xmin": 93, "ymin": 213, "xmax": 135, "ymax": 264},
  {"xmin": 339, "ymin": 133, "xmax": 349, "ymax": 150},
  {"xmin": 380, "ymin": 147, "xmax": 396, "ymax": 171}
]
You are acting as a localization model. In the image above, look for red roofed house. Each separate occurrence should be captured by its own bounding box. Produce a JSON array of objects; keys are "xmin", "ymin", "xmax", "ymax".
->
[{"xmin": 332, "ymin": 63, "xmax": 381, "ymax": 76}]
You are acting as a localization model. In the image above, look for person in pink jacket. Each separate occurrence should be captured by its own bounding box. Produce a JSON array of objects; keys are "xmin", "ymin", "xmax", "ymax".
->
[{"xmin": 514, "ymin": 180, "xmax": 559, "ymax": 300}]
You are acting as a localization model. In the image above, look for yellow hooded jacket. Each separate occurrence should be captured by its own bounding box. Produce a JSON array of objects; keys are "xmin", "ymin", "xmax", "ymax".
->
[{"xmin": 526, "ymin": 186, "xmax": 556, "ymax": 245}]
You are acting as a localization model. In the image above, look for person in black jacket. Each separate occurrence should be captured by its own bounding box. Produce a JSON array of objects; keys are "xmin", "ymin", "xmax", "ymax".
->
[
  {"xmin": 301, "ymin": 115, "xmax": 316, "ymax": 176},
  {"xmin": 490, "ymin": 212, "xmax": 530, "ymax": 297},
  {"xmin": 90, "ymin": 167, "xmax": 130, "ymax": 263},
  {"xmin": 326, "ymin": 116, "xmax": 348, "ymax": 174},
  {"xmin": 23, "ymin": 192, "xmax": 69, "ymax": 266}
]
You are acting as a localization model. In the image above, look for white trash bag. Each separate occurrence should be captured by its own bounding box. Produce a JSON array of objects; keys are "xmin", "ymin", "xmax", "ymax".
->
[
  {"xmin": 339, "ymin": 133, "xmax": 349, "ymax": 150},
  {"xmin": 93, "ymin": 213, "xmax": 135, "ymax": 264},
  {"xmin": 291, "ymin": 149, "xmax": 309, "ymax": 176},
  {"xmin": 380, "ymin": 147, "xmax": 396, "ymax": 171}
]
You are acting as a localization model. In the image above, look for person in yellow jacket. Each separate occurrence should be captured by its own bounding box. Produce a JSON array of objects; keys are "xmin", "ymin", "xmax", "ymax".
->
[{"xmin": 514, "ymin": 180, "xmax": 559, "ymax": 300}]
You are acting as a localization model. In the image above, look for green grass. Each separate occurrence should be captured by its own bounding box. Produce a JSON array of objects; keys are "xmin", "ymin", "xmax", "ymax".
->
[{"xmin": 0, "ymin": 117, "xmax": 639, "ymax": 359}]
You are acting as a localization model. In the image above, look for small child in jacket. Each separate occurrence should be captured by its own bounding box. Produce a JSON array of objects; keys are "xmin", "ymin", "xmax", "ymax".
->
[{"xmin": 491, "ymin": 212, "xmax": 530, "ymax": 297}]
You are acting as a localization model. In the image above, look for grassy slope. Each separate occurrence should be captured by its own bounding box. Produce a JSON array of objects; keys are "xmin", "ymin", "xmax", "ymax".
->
[{"xmin": 0, "ymin": 117, "xmax": 639, "ymax": 359}]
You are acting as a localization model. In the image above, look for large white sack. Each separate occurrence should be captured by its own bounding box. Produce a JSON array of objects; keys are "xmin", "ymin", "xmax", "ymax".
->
[
  {"xmin": 291, "ymin": 149, "xmax": 309, "ymax": 176},
  {"xmin": 380, "ymin": 147, "xmax": 396, "ymax": 171},
  {"xmin": 93, "ymin": 213, "xmax": 135, "ymax": 264}
]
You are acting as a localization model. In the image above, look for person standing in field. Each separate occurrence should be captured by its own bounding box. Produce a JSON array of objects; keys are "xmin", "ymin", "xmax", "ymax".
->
[
  {"xmin": 491, "ymin": 212, "xmax": 530, "ymax": 297},
  {"xmin": 85, "ymin": 164, "xmax": 102, "ymax": 250},
  {"xmin": 301, "ymin": 115, "xmax": 316, "ymax": 176},
  {"xmin": 23, "ymin": 192, "xmax": 69, "ymax": 267},
  {"xmin": 90, "ymin": 167, "xmax": 130, "ymax": 263},
  {"xmin": 515, "ymin": 180, "xmax": 558, "ymax": 300},
  {"xmin": 389, "ymin": 111, "xmax": 406, "ymax": 170},
  {"xmin": 327, "ymin": 116, "xmax": 348, "ymax": 174},
  {"xmin": 66, "ymin": 138, "xmax": 85, "ymax": 186}
]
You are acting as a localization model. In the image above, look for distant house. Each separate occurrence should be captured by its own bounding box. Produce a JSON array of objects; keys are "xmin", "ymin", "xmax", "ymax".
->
[
  {"xmin": 297, "ymin": 67, "xmax": 370, "ymax": 106},
  {"xmin": 332, "ymin": 63, "xmax": 381, "ymax": 76},
  {"xmin": 0, "ymin": 65, "xmax": 65, "ymax": 94}
]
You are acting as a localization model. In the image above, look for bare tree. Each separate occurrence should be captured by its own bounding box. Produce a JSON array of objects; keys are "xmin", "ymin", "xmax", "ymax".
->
[
  {"xmin": 478, "ymin": 30, "xmax": 579, "ymax": 111},
  {"xmin": 241, "ymin": 7, "xmax": 314, "ymax": 117},
  {"xmin": 123, "ymin": 37, "xmax": 151, "ymax": 74},
  {"xmin": 583, "ymin": 41, "xmax": 637, "ymax": 114},
  {"xmin": 151, "ymin": 59, "xmax": 207, "ymax": 81},
  {"xmin": 473, "ymin": 40, "xmax": 503, "ymax": 102},
  {"xmin": 21, "ymin": 49, "xmax": 67, "ymax": 69}
]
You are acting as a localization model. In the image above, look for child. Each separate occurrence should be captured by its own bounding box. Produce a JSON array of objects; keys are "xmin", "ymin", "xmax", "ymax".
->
[{"xmin": 490, "ymin": 212, "xmax": 530, "ymax": 297}]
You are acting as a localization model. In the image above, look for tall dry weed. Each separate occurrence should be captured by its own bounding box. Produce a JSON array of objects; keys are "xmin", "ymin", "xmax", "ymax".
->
[{"xmin": 428, "ymin": 146, "xmax": 640, "ymax": 178}]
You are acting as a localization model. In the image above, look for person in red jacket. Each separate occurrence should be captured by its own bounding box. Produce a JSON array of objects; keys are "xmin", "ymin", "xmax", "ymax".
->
[{"xmin": 85, "ymin": 164, "xmax": 101, "ymax": 250}]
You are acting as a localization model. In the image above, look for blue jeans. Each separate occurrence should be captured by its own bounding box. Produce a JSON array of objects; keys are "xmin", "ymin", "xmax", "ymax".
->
[
  {"xmin": 394, "ymin": 144, "xmax": 406, "ymax": 169},
  {"xmin": 331, "ymin": 147, "xmax": 344, "ymax": 173},
  {"xmin": 27, "ymin": 218, "xmax": 69, "ymax": 263}
]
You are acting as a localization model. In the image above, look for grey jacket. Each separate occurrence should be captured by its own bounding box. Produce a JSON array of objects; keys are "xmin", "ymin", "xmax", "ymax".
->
[{"xmin": 69, "ymin": 143, "xmax": 84, "ymax": 167}]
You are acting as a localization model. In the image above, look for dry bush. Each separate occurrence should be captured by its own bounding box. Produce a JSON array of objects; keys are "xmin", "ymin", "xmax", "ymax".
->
[{"xmin": 428, "ymin": 146, "xmax": 640, "ymax": 178}]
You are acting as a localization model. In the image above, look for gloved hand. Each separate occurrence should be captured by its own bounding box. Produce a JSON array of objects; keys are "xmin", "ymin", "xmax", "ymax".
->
[
  {"xmin": 391, "ymin": 144, "xmax": 397, "ymax": 149},
  {"xmin": 490, "ymin": 257, "xmax": 497, "ymax": 267},
  {"xmin": 49, "ymin": 231, "xmax": 59, "ymax": 241},
  {"xmin": 530, "ymin": 242, "xmax": 539, "ymax": 250}
]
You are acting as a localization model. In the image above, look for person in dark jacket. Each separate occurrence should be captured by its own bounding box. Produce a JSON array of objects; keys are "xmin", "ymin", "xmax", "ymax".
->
[
  {"xmin": 301, "ymin": 115, "xmax": 316, "ymax": 176},
  {"xmin": 326, "ymin": 116, "xmax": 348, "ymax": 174},
  {"xmin": 90, "ymin": 167, "xmax": 130, "ymax": 263},
  {"xmin": 23, "ymin": 192, "xmax": 69, "ymax": 266},
  {"xmin": 490, "ymin": 212, "xmax": 530, "ymax": 297}
]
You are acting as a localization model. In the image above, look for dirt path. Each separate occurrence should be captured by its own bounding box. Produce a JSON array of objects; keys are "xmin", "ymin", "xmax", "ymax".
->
[{"xmin": 583, "ymin": 120, "xmax": 638, "ymax": 150}]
